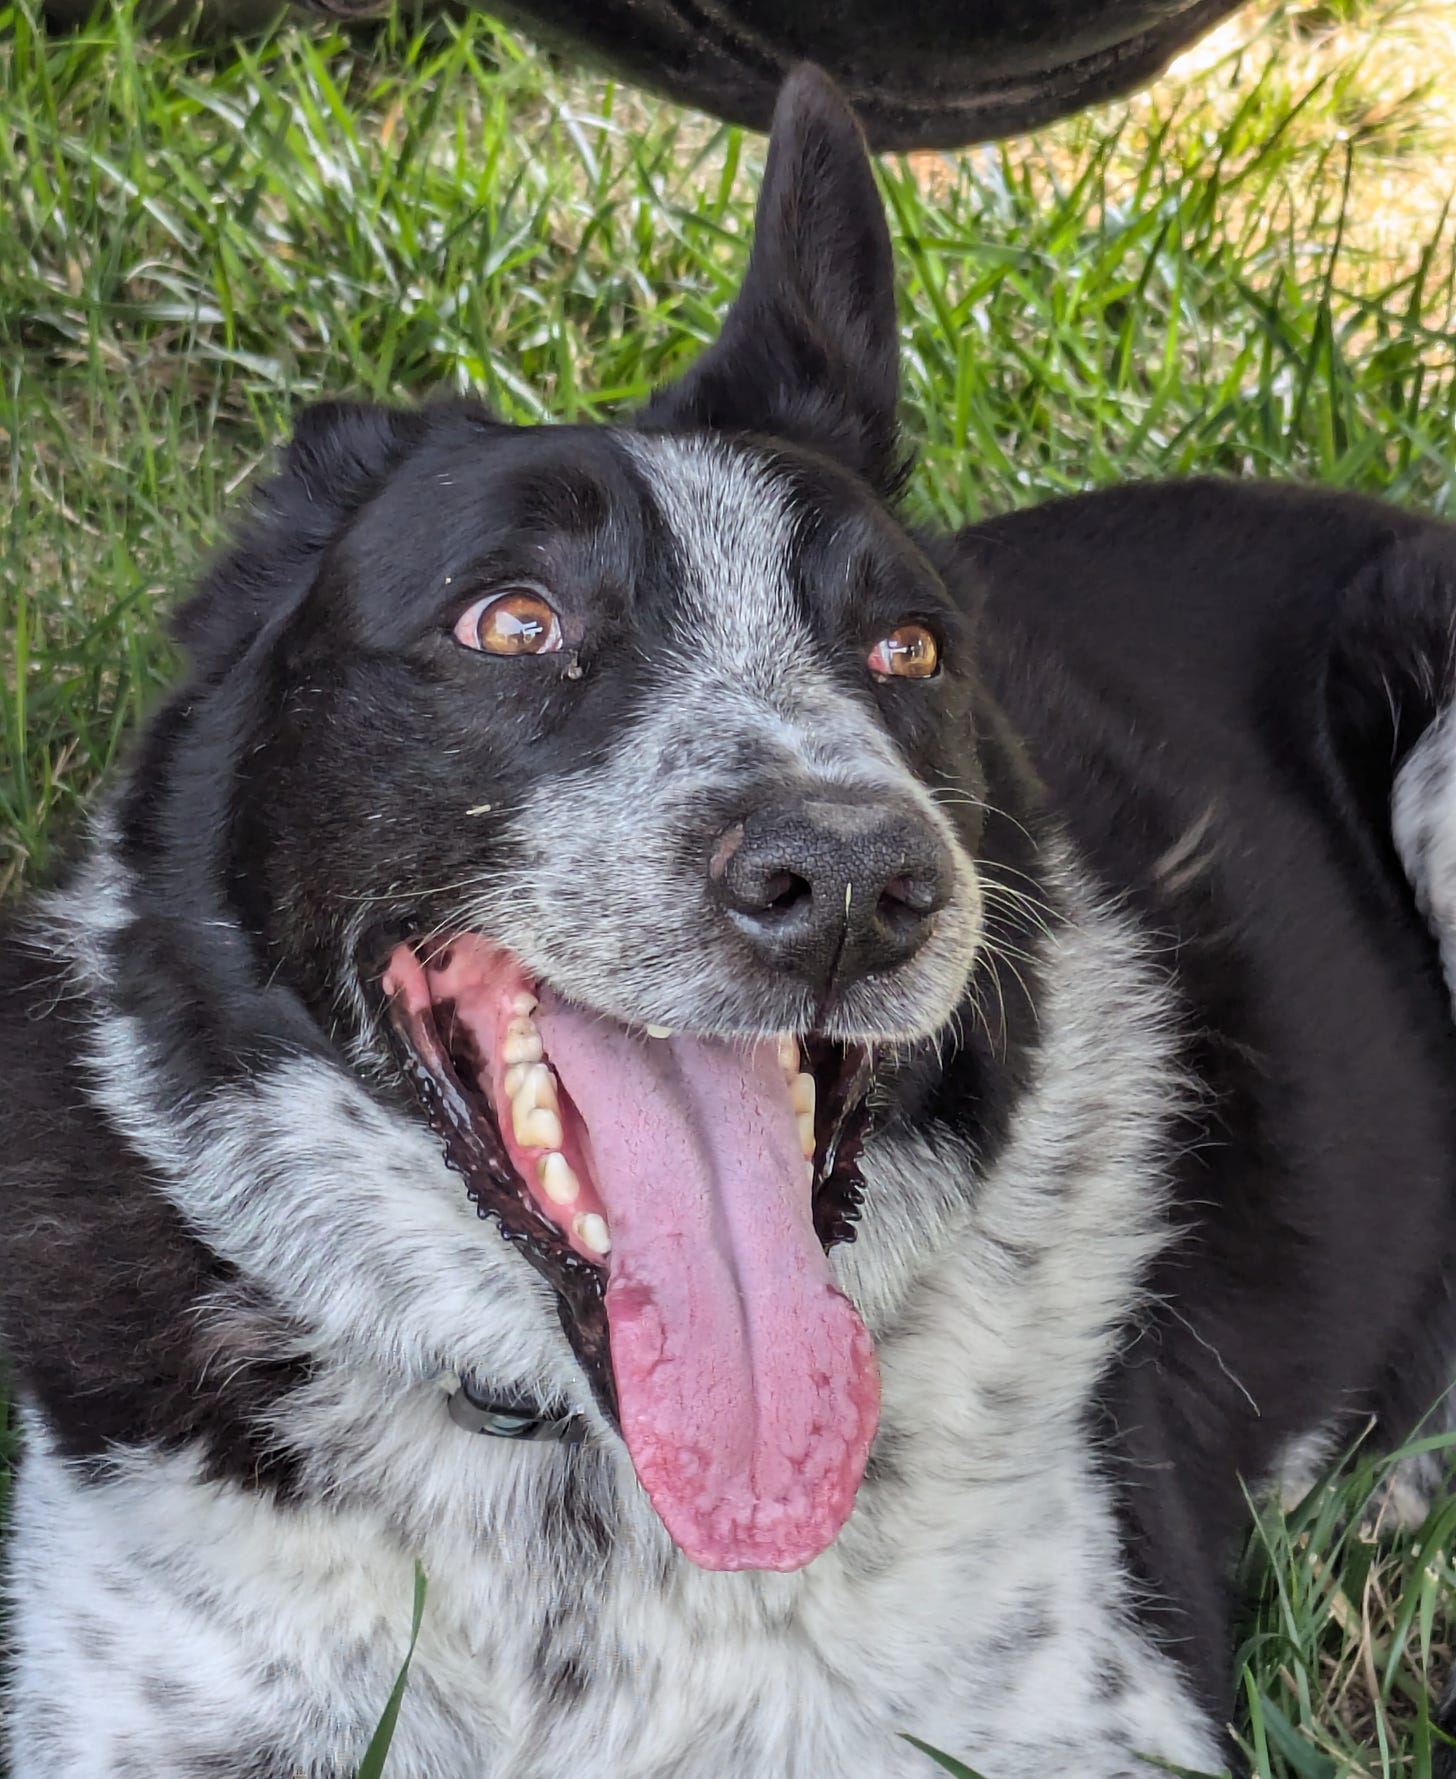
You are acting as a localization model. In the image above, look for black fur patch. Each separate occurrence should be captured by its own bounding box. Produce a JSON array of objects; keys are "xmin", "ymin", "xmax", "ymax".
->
[
  {"xmin": 0, "ymin": 942, "xmax": 311, "ymax": 1492},
  {"xmin": 944, "ymin": 480, "xmax": 1456, "ymax": 1711}
]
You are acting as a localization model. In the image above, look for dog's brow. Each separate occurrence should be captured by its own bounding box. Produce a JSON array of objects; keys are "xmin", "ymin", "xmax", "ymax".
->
[
  {"xmin": 511, "ymin": 465, "xmax": 615, "ymax": 538},
  {"xmin": 615, "ymin": 432, "xmax": 801, "ymax": 649}
]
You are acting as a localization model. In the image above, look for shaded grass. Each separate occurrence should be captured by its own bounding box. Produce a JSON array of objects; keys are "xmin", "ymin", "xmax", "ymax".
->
[
  {"xmin": 3, "ymin": 0, "xmax": 1456, "ymax": 1771},
  {"xmin": 1229, "ymin": 1431, "xmax": 1456, "ymax": 1777}
]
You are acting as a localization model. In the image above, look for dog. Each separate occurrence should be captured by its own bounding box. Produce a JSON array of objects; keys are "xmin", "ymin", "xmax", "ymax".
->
[{"xmin": 5, "ymin": 61, "xmax": 1456, "ymax": 1779}]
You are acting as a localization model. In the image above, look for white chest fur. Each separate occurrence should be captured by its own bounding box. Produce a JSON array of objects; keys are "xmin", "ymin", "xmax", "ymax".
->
[{"xmin": 10, "ymin": 848, "xmax": 1226, "ymax": 1779}]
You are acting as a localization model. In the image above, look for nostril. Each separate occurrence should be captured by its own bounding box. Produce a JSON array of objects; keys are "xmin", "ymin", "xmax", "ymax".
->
[
  {"xmin": 876, "ymin": 890, "xmax": 927, "ymax": 939},
  {"xmin": 875, "ymin": 868, "xmax": 948, "ymax": 942},
  {"xmin": 709, "ymin": 815, "xmax": 819, "ymax": 927},
  {"xmin": 760, "ymin": 871, "xmax": 812, "ymax": 919},
  {"xmin": 880, "ymin": 874, "xmax": 939, "ymax": 915}
]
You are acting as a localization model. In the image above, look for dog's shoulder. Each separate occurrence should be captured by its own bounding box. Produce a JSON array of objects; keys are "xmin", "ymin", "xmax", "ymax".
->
[{"xmin": 0, "ymin": 877, "xmax": 309, "ymax": 1493}]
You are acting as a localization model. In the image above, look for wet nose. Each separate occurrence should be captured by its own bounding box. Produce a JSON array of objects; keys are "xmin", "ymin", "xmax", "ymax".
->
[{"xmin": 708, "ymin": 796, "xmax": 953, "ymax": 989}]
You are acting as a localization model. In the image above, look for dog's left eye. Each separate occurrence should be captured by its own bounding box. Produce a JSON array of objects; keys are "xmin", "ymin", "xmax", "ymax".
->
[
  {"xmin": 453, "ymin": 589, "xmax": 563, "ymax": 657},
  {"xmin": 868, "ymin": 624, "xmax": 939, "ymax": 680}
]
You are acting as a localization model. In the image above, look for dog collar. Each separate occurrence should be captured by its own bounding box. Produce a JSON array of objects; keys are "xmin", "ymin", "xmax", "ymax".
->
[{"xmin": 447, "ymin": 1374, "xmax": 586, "ymax": 1443}]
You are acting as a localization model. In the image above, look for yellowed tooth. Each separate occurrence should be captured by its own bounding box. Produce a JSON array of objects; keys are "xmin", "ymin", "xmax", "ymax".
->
[
  {"xmin": 510, "ymin": 1091, "xmax": 535, "ymax": 1146},
  {"xmin": 511, "ymin": 992, "xmax": 538, "ymax": 1017},
  {"xmin": 516, "ymin": 1106, "xmax": 564, "ymax": 1151},
  {"xmin": 501, "ymin": 1019, "xmax": 543, "ymax": 1066},
  {"xmin": 645, "ymin": 1024, "xmax": 673, "ymax": 1040},
  {"xmin": 520, "ymin": 1063, "xmax": 559, "ymax": 1112},
  {"xmin": 502, "ymin": 1063, "xmax": 529, "ymax": 1100},
  {"xmin": 538, "ymin": 1152, "xmax": 580, "ymax": 1206},
  {"xmin": 805, "ymin": 1159, "xmax": 816, "ymax": 1187},
  {"xmin": 574, "ymin": 1212, "xmax": 611, "ymax": 1256},
  {"xmin": 510, "ymin": 1067, "xmax": 561, "ymax": 1146},
  {"xmin": 797, "ymin": 1110, "xmax": 816, "ymax": 1160},
  {"xmin": 789, "ymin": 1071, "xmax": 816, "ymax": 1117},
  {"xmin": 777, "ymin": 1033, "xmax": 799, "ymax": 1075}
]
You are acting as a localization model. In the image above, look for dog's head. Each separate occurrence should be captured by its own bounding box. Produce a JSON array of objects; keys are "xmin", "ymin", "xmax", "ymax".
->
[{"xmin": 139, "ymin": 69, "xmax": 992, "ymax": 1574}]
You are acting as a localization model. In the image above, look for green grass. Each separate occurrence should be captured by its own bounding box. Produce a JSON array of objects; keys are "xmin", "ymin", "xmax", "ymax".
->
[
  {"xmin": 356, "ymin": 1565, "xmax": 428, "ymax": 1779},
  {"xmin": 2, "ymin": 0, "xmax": 1455, "ymax": 1770},
  {"xmin": 1231, "ymin": 1429, "xmax": 1456, "ymax": 1778}
]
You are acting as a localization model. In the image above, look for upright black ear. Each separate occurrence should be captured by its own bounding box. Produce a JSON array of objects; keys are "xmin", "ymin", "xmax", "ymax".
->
[
  {"xmin": 645, "ymin": 64, "xmax": 902, "ymax": 492},
  {"xmin": 174, "ymin": 399, "xmax": 426, "ymax": 682}
]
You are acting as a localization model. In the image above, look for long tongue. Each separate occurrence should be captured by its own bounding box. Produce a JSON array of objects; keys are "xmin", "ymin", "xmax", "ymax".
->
[{"xmin": 535, "ymin": 1001, "xmax": 879, "ymax": 1572}]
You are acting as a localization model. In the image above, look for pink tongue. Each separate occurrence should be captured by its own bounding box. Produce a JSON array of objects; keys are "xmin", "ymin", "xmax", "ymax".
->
[{"xmin": 534, "ymin": 1002, "xmax": 879, "ymax": 1571}]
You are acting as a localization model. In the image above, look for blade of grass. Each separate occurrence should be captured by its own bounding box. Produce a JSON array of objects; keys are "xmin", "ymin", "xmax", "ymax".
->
[{"xmin": 355, "ymin": 1564, "xmax": 428, "ymax": 1779}]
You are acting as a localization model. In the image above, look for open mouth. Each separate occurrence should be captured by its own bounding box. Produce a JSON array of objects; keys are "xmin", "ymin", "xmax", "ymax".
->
[{"xmin": 381, "ymin": 934, "xmax": 880, "ymax": 1573}]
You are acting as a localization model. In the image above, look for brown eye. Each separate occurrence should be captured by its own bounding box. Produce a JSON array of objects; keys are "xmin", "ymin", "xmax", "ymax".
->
[
  {"xmin": 868, "ymin": 624, "xmax": 939, "ymax": 680},
  {"xmin": 453, "ymin": 589, "xmax": 563, "ymax": 656}
]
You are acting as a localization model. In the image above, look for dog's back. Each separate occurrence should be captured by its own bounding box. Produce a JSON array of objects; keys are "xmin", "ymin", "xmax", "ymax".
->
[{"xmin": 950, "ymin": 479, "xmax": 1456, "ymax": 1692}]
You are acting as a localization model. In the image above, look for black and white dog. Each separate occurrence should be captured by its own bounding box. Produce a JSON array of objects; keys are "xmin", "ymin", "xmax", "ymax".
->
[{"xmin": 5, "ymin": 64, "xmax": 1456, "ymax": 1779}]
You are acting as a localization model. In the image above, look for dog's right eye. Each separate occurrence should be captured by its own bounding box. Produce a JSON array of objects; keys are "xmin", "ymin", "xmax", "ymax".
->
[{"xmin": 453, "ymin": 589, "xmax": 564, "ymax": 657}]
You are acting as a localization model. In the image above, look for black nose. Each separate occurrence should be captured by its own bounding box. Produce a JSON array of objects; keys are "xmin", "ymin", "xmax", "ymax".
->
[{"xmin": 709, "ymin": 797, "xmax": 954, "ymax": 989}]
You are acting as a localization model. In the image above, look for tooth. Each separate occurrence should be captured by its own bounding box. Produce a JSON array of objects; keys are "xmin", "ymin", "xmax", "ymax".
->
[
  {"xmin": 789, "ymin": 1072, "xmax": 816, "ymax": 1117},
  {"xmin": 510, "ymin": 1073, "xmax": 562, "ymax": 1148},
  {"xmin": 503, "ymin": 1063, "xmax": 528, "ymax": 1100},
  {"xmin": 805, "ymin": 1160, "xmax": 816, "ymax": 1187},
  {"xmin": 538, "ymin": 1152, "xmax": 580, "ymax": 1206},
  {"xmin": 797, "ymin": 1110, "xmax": 816, "ymax": 1160},
  {"xmin": 515, "ymin": 1107, "xmax": 564, "ymax": 1151},
  {"xmin": 645, "ymin": 1024, "xmax": 674, "ymax": 1040},
  {"xmin": 518, "ymin": 1063, "xmax": 558, "ymax": 1111},
  {"xmin": 501, "ymin": 1019, "xmax": 543, "ymax": 1065},
  {"xmin": 574, "ymin": 1212, "xmax": 611, "ymax": 1256},
  {"xmin": 511, "ymin": 992, "xmax": 538, "ymax": 1017},
  {"xmin": 510, "ymin": 1091, "xmax": 534, "ymax": 1145},
  {"xmin": 777, "ymin": 1034, "xmax": 799, "ymax": 1075}
]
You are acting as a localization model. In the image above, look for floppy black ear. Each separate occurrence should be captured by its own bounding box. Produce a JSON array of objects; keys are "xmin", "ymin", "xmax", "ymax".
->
[
  {"xmin": 174, "ymin": 400, "xmax": 425, "ymax": 681},
  {"xmin": 645, "ymin": 64, "xmax": 902, "ymax": 492}
]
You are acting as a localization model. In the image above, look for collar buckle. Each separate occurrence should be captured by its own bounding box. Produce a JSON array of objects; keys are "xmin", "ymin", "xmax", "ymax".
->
[{"xmin": 447, "ymin": 1376, "xmax": 586, "ymax": 1444}]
